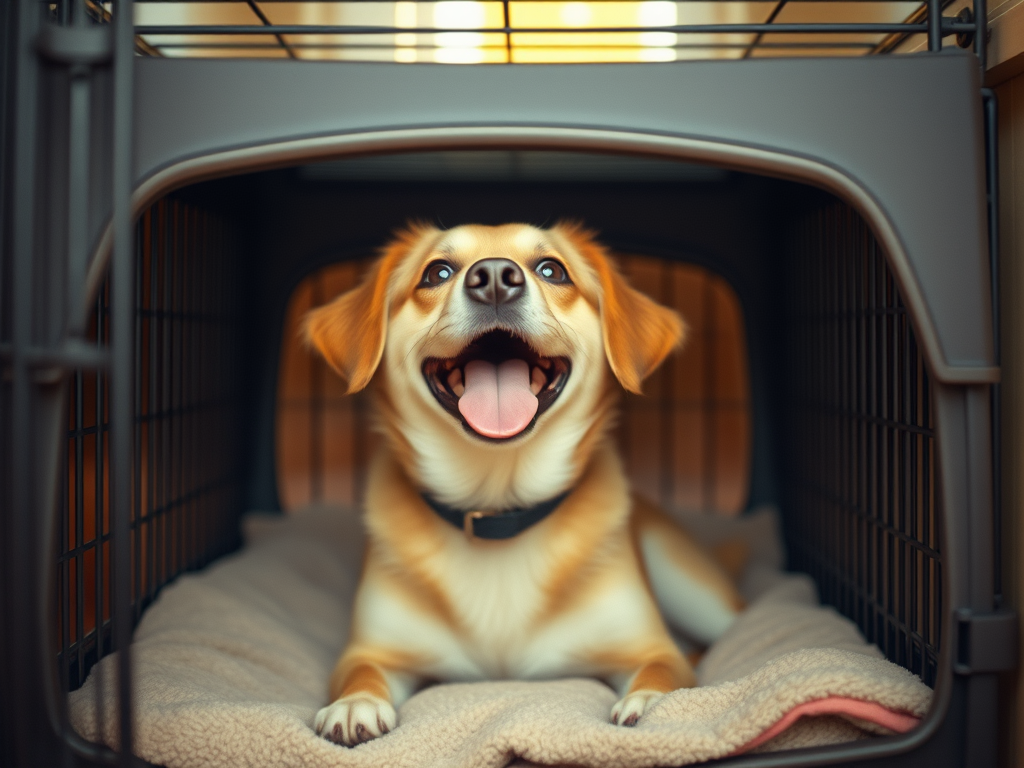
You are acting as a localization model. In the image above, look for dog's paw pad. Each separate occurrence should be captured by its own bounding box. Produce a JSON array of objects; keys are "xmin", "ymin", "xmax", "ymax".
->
[
  {"xmin": 610, "ymin": 690, "xmax": 664, "ymax": 727},
  {"xmin": 315, "ymin": 695, "xmax": 397, "ymax": 746}
]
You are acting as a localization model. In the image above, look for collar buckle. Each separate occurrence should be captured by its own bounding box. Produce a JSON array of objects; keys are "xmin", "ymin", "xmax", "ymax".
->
[
  {"xmin": 421, "ymin": 489, "xmax": 572, "ymax": 541},
  {"xmin": 463, "ymin": 509, "xmax": 496, "ymax": 539}
]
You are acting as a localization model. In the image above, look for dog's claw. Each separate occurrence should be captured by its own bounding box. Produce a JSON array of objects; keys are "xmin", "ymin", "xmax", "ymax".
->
[
  {"xmin": 610, "ymin": 690, "xmax": 664, "ymax": 728},
  {"xmin": 316, "ymin": 695, "xmax": 397, "ymax": 746}
]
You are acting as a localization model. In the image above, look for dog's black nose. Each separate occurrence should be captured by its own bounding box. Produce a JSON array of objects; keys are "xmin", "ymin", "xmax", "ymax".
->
[{"xmin": 464, "ymin": 259, "xmax": 525, "ymax": 307}]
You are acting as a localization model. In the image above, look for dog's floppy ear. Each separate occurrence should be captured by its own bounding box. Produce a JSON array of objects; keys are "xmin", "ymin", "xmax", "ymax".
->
[
  {"xmin": 304, "ymin": 225, "xmax": 432, "ymax": 394},
  {"xmin": 304, "ymin": 259, "xmax": 391, "ymax": 394},
  {"xmin": 552, "ymin": 222, "xmax": 686, "ymax": 394}
]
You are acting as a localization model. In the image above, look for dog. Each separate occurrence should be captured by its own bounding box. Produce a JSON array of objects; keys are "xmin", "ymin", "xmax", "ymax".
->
[{"xmin": 304, "ymin": 222, "xmax": 745, "ymax": 746}]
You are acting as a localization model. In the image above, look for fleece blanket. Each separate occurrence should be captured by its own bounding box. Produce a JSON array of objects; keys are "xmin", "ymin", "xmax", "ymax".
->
[{"xmin": 69, "ymin": 504, "xmax": 932, "ymax": 767}]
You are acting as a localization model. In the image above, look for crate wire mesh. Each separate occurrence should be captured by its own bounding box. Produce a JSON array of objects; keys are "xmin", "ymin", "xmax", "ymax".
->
[
  {"xmin": 783, "ymin": 200, "xmax": 941, "ymax": 687},
  {"xmin": 57, "ymin": 197, "xmax": 247, "ymax": 693},
  {"xmin": 60, "ymin": 0, "xmax": 984, "ymax": 64}
]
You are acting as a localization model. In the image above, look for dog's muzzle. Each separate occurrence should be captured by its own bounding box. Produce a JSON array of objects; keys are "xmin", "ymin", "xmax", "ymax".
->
[{"xmin": 422, "ymin": 330, "xmax": 571, "ymax": 442}]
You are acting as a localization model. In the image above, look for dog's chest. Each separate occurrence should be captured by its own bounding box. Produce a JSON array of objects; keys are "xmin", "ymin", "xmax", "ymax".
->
[
  {"xmin": 426, "ymin": 531, "xmax": 636, "ymax": 681},
  {"xmin": 426, "ymin": 535, "xmax": 653, "ymax": 682},
  {"xmin": 440, "ymin": 538, "xmax": 548, "ymax": 670}
]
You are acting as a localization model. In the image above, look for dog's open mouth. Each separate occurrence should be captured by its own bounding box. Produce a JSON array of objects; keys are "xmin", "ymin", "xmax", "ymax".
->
[{"xmin": 422, "ymin": 330, "xmax": 571, "ymax": 441}]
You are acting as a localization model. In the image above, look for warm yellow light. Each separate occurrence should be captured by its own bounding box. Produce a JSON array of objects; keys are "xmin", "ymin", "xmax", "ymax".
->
[
  {"xmin": 436, "ymin": 31, "xmax": 485, "ymax": 47},
  {"xmin": 395, "ymin": 1, "xmax": 417, "ymax": 63},
  {"xmin": 434, "ymin": 46, "xmax": 487, "ymax": 63},
  {"xmin": 560, "ymin": 2, "xmax": 593, "ymax": 26},
  {"xmin": 639, "ymin": 31, "xmax": 675, "ymax": 46},
  {"xmin": 638, "ymin": 1, "xmax": 676, "ymax": 26},
  {"xmin": 638, "ymin": 2, "xmax": 676, "ymax": 52},
  {"xmin": 395, "ymin": 1, "xmax": 417, "ymax": 28},
  {"xmin": 638, "ymin": 47, "xmax": 675, "ymax": 61},
  {"xmin": 507, "ymin": 1, "xmax": 682, "ymax": 62},
  {"xmin": 433, "ymin": 1, "xmax": 488, "ymax": 64},
  {"xmin": 434, "ymin": 1, "xmax": 486, "ymax": 29}
]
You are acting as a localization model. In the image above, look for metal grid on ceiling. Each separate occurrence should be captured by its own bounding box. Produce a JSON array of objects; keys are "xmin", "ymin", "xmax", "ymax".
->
[{"xmin": 69, "ymin": 0, "xmax": 960, "ymax": 62}]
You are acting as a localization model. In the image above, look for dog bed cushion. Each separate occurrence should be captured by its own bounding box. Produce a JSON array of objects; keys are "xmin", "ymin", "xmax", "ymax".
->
[{"xmin": 69, "ymin": 504, "xmax": 932, "ymax": 767}]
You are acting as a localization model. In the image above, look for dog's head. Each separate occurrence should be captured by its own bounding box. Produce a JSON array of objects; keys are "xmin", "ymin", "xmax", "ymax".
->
[{"xmin": 305, "ymin": 222, "xmax": 684, "ymax": 506}]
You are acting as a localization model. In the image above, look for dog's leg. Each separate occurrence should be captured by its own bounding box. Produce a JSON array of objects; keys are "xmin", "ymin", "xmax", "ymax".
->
[
  {"xmin": 315, "ymin": 649, "xmax": 421, "ymax": 747},
  {"xmin": 609, "ymin": 652, "xmax": 696, "ymax": 727},
  {"xmin": 632, "ymin": 498, "xmax": 745, "ymax": 645}
]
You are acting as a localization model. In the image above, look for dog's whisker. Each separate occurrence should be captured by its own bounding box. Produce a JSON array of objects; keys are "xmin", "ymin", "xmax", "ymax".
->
[
  {"xmin": 539, "ymin": 318, "xmax": 576, "ymax": 351},
  {"xmin": 415, "ymin": 324, "xmax": 443, "ymax": 350},
  {"xmin": 401, "ymin": 320, "xmax": 447, "ymax": 366},
  {"xmin": 555, "ymin": 319, "xmax": 590, "ymax": 360},
  {"xmin": 425, "ymin": 322, "xmax": 454, "ymax": 342}
]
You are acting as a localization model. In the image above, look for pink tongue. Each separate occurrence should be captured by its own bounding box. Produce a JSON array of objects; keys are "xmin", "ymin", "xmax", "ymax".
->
[{"xmin": 458, "ymin": 359, "xmax": 539, "ymax": 438}]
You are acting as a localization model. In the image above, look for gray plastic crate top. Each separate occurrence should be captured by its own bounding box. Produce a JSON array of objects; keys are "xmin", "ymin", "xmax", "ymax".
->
[{"xmin": 87, "ymin": 51, "xmax": 994, "ymax": 386}]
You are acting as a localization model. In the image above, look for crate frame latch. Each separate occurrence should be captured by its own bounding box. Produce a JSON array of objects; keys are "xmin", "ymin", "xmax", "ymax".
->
[{"xmin": 954, "ymin": 608, "xmax": 1019, "ymax": 674}]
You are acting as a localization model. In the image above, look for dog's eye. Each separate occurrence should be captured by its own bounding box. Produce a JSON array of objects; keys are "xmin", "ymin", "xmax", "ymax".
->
[
  {"xmin": 535, "ymin": 259, "xmax": 570, "ymax": 284},
  {"xmin": 420, "ymin": 261, "xmax": 456, "ymax": 288}
]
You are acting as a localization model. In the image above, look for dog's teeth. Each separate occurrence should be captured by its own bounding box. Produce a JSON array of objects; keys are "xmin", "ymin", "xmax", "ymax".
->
[
  {"xmin": 530, "ymin": 366, "xmax": 546, "ymax": 396},
  {"xmin": 538, "ymin": 358, "xmax": 552, "ymax": 370},
  {"xmin": 448, "ymin": 367, "xmax": 465, "ymax": 397}
]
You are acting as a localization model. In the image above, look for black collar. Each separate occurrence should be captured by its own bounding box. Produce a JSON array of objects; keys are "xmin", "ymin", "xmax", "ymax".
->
[{"xmin": 420, "ymin": 490, "xmax": 572, "ymax": 540}]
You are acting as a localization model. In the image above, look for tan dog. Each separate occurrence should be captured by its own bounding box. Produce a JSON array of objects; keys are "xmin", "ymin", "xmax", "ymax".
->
[{"xmin": 305, "ymin": 222, "xmax": 744, "ymax": 746}]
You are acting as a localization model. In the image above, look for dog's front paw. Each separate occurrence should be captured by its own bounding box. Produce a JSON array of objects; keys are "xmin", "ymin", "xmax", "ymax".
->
[
  {"xmin": 610, "ymin": 690, "xmax": 665, "ymax": 727},
  {"xmin": 315, "ymin": 695, "xmax": 397, "ymax": 746}
]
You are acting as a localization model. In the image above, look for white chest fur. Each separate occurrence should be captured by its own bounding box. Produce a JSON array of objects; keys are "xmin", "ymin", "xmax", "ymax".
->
[
  {"xmin": 353, "ymin": 529, "xmax": 558, "ymax": 684},
  {"xmin": 438, "ymin": 529, "xmax": 551, "ymax": 678},
  {"xmin": 355, "ymin": 446, "xmax": 659, "ymax": 695},
  {"xmin": 356, "ymin": 520, "xmax": 660, "ymax": 690}
]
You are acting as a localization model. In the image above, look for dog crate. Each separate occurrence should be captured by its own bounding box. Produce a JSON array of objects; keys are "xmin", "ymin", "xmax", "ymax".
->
[{"xmin": 0, "ymin": 0, "xmax": 1017, "ymax": 765}]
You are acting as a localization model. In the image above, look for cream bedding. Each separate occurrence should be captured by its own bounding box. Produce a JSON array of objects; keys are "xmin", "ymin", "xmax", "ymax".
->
[{"xmin": 69, "ymin": 504, "xmax": 932, "ymax": 767}]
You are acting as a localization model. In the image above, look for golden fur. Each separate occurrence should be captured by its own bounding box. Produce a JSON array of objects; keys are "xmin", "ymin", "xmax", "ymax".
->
[{"xmin": 305, "ymin": 222, "xmax": 744, "ymax": 746}]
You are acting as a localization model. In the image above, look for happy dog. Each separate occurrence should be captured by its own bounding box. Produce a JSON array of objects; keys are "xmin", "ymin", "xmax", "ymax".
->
[{"xmin": 305, "ymin": 222, "xmax": 744, "ymax": 746}]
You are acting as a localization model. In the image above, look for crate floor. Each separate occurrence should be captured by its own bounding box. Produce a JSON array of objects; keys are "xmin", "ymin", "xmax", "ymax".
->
[{"xmin": 67, "ymin": 505, "xmax": 932, "ymax": 767}]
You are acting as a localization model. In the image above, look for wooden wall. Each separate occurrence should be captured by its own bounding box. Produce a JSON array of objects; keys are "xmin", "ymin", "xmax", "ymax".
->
[{"xmin": 996, "ymin": 68, "xmax": 1024, "ymax": 768}]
